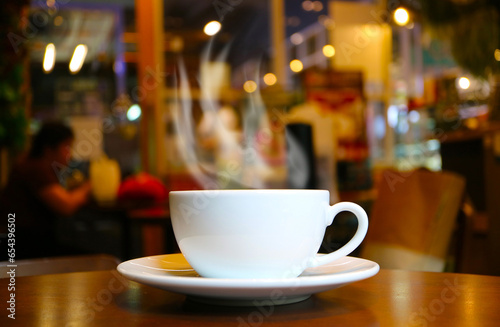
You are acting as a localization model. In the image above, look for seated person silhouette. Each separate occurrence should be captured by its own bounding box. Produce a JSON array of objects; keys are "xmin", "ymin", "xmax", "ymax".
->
[{"xmin": 0, "ymin": 121, "xmax": 91, "ymax": 259}]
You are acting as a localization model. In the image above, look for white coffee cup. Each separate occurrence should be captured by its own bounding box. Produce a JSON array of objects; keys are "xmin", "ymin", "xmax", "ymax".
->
[{"xmin": 169, "ymin": 189, "xmax": 368, "ymax": 279}]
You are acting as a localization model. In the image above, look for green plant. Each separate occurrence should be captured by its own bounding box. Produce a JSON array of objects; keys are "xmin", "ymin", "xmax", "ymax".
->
[{"xmin": 0, "ymin": 2, "xmax": 29, "ymax": 152}]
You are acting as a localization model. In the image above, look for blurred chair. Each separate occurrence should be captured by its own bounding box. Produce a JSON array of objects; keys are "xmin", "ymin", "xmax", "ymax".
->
[
  {"xmin": 0, "ymin": 254, "xmax": 120, "ymax": 278},
  {"xmin": 128, "ymin": 206, "xmax": 178, "ymax": 256},
  {"xmin": 360, "ymin": 169, "xmax": 466, "ymax": 272}
]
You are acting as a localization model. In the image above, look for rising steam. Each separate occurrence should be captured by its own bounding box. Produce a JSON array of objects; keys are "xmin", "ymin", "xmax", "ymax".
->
[{"xmin": 171, "ymin": 38, "xmax": 310, "ymax": 190}]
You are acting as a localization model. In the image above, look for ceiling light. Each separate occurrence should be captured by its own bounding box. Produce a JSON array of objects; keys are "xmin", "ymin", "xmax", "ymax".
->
[
  {"xmin": 69, "ymin": 44, "xmax": 87, "ymax": 74},
  {"xmin": 319, "ymin": 15, "xmax": 335, "ymax": 29},
  {"xmin": 394, "ymin": 8, "xmax": 410, "ymax": 26},
  {"xmin": 457, "ymin": 77, "xmax": 470, "ymax": 90},
  {"xmin": 243, "ymin": 80, "xmax": 258, "ymax": 93},
  {"xmin": 127, "ymin": 104, "xmax": 142, "ymax": 121},
  {"xmin": 204, "ymin": 21, "xmax": 221, "ymax": 36},
  {"xmin": 313, "ymin": 1, "xmax": 323, "ymax": 12},
  {"xmin": 302, "ymin": 1, "xmax": 314, "ymax": 11},
  {"xmin": 43, "ymin": 43, "xmax": 56, "ymax": 73},
  {"xmin": 290, "ymin": 59, "xmax": 304, "ymax": 73},
  {"xmin": 291, "ymin": 33, "xmax": 304, "ymax": 45},
  {"xmin": 263, "ymin": 73, "xmax": 277, "ymax": 86},
  {"xmin": 322, "ymin": 45, "xmax": 335, "ymax": 58}
]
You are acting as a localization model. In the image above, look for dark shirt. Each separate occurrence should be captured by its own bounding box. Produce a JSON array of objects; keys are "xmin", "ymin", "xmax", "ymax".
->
[{"xmin": 0, "ymin": 158, "xmax": 62, "ymax": 259}]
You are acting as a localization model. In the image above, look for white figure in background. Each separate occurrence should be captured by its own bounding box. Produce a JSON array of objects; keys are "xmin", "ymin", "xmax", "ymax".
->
[{"xmin": 197, "ymin": 105, "xmax": 244, "ymax": 189}]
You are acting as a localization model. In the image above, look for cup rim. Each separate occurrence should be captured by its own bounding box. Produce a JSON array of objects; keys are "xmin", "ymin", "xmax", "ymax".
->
[{"xmin": 170, "ymin": 189, "xmax": 329, "ymax": 194}]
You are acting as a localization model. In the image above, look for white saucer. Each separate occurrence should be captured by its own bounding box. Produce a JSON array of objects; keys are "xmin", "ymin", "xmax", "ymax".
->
[{"xmin": 117, "ymin": 253, "xmax": 379, "ymax": 306}]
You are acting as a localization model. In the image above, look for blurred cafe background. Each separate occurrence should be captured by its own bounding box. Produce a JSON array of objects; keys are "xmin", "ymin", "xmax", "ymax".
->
[{"xmin": 1, "ymin": 0, "xmax": 500, "ymax": 276}]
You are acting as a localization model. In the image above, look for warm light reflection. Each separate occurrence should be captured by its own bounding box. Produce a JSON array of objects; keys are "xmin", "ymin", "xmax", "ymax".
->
[
  {"xmin": 312, "ymin": 1, "xmax": 323, "ymax": 12},
  {"xmin": 458, "ymin": 77, "xmax": 471, "ymax": 90},
  {"xmin": 290, "ymin": 59, "xmax": 304, "ymax": 73},
  {"xmin": 495, "ymin": 49, "xmax": 500, "ymax": 61},
  {"xmin": 465, "ymin": 117, "xmax": 479, "ymax": 129},
  {"xmin": 53, "ymin": 15, "xmax": 63, "ymax": 26},
  {"xmin": 69, "ymin": 44, "xmax": 87, "ymax": 74},
  {"xmin": 243, "ymin": 80, "xmax": 258, "ymax": 93},
  {"xmin": 203, "ymin": 21, "xmax": 221, "ymax": 36},
  {"xmin": 319, "ymin": 15, "xmax": 335, "ymax": 29},
  {"xmin": 394, "ymin": 8, "xmax": 410, "ymax": 26},
  {"xmin": 388, "ymin": 273, "xmax": 414, "ymax": 324},
  {"xmin": 322, "ymin": 45, "xmax": 335, "ymax": 58},
  {"xmin": 170, "ymin": 36, "xmax": 184, "ymax": 52},
  {"xmin": 302, "ymin": 1, "xmax": 313, "ymax": 11},
  {"xmin": 291, "ymin": 33, "xmax": 304, "ymax": 45},
  {"xmin": 43, "ymin": 43, "xmax": 56, "ymax": 73},
  {"xmin": 263, "ymin": 73, "xmax": 277, "ymax": 86}
]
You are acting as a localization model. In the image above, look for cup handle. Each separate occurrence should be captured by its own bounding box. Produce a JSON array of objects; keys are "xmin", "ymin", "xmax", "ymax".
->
[{"xmin": 307, "ymin": 202, "xmax": 369, "ymax": 268}]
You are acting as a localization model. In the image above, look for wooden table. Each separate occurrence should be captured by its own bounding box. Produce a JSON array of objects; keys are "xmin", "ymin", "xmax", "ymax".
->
[{"xmin": 1, "ymin": 269, "xmax": 499, "ymax": 326}]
